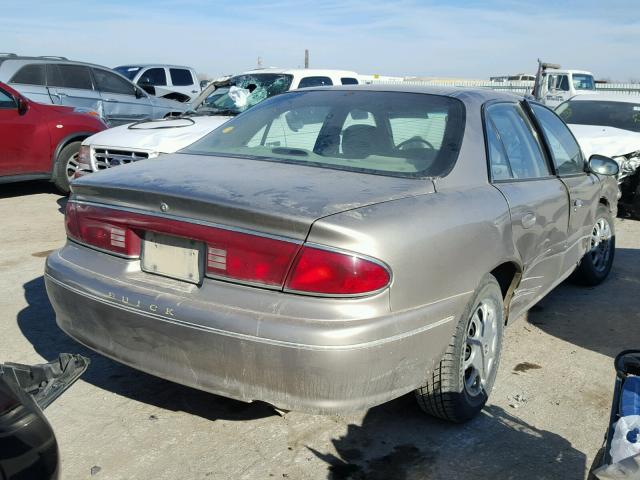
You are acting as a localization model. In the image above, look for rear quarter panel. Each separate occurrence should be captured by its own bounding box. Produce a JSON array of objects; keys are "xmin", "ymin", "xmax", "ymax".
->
[{"xmin": 307, "ymin": 184, "xmax": 516, "ymax": 314}]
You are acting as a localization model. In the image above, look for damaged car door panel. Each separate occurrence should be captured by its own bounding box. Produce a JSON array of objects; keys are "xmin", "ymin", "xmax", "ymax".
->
[{"xmin": 44, "ymin": 87, "xmax": 618, "ymax": 423}]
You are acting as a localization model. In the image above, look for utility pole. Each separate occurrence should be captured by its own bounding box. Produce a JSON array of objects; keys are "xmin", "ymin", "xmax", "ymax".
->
[
  {"xmin": 257, "ymin": 56, "xmax": 263, "ymax": 68},
  {"xmin": 304, "ymin": 49, "xmax": 309, "ymax": 69}
]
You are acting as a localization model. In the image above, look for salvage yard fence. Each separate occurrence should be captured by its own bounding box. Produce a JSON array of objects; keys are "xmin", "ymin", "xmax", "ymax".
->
[{"xmin": 366, "ymin": 79, "xmax": 640, "ymax": 96}]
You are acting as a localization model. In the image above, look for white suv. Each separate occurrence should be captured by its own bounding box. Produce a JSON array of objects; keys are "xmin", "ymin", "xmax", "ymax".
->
[
  {"xmin": 114, "ymin": 64, "xmax": 201, "ymax": 103},
  {"xmin": 76, "ymin": 68, "xmax": 359, "ymax": 176}
]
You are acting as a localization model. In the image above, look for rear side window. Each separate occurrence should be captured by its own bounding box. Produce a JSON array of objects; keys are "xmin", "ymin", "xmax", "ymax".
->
[
  {"xmin": 530, "ymin": 103, "xmax": 584, "ymax": 175},
  {"xmin": 139, "ymin": 68, "xmax": 167, "ymax": 86},
  {"xmin": 0, "ymin": 87, "xmax": 16, "ymax": 109},
  {"xmin": 47, "ymin": 64, "xmax": 93, "ymax": 90},
  {"xmin": 486, "ymin": 103, "xmax": 550, "ymax": 179},
  {"xmin": 298, "ymin": 76, "xmax": 333, "ymax": 88},
  {"xmin": 485, "ymin": 118, "xmax": 513, "ymax": 181},
  {"xmin": 93, "ymin": 68, "xmax": 135, "ymax": 95},
  {"xmin": 170, "ymin": 68, "xmax": 193, "ymax": 86},
  {"xmin": 341, "ymin": 77, "xmax": 358, "ymax": 85},
  {"xmin": 10, "ymin": 64, "xmax": 46, "ymax": 85}
]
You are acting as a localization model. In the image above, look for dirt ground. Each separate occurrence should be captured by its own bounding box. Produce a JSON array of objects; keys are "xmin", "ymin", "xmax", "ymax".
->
[{"xmin": 1, "ymin": 181, "xmax": 639, "ymax": 480}]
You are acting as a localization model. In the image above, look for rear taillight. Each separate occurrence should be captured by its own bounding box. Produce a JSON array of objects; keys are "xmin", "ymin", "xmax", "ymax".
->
[
  {"xmin": 65, "ymin": 202, "xmax": 141, "ymax": 256},
  {"xmin": 284, "ymin": 246, "xmax": 391, "ymax": 295},
  {"xmin": 64, "ymin": 202, "xmax": 391, "ymax": 296},
  {"xmin": 206, "ymin": 235, "xmax": 299, "ymax": 286}
]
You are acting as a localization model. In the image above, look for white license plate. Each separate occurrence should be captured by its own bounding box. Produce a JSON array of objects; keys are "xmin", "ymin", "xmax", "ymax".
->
[{"xmin": 141, "ymin": 232, "xmax": 204, "ymax": 284}]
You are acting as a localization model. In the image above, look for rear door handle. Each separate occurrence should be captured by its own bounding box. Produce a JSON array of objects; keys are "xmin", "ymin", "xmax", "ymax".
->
[
  {"xmin": 574, "ymin": 199, "xmax": 584, "ymax": 208},
  {"xmin": 522, "ymin": 213, "xmax": 537, "ymax": 229}
]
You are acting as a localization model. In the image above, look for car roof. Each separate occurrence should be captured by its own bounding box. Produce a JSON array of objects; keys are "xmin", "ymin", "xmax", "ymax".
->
[
  {"xmin": 566, "ymin": 94, "xmax": 640, "ymax": 104},
  {"xmin": 242, "ymin": 68, "xmax": 359, "ymax": 77},
  {"xmin": 0, "ymin": 55, "xmax": 117, "ymax": 71},
  {"xmin": 115, "ymin": 64, "xmax": 194, "ymax": 70},
  {"xmin": 285, "ymin": 83, "xmax": 523, "ymax": 103}
]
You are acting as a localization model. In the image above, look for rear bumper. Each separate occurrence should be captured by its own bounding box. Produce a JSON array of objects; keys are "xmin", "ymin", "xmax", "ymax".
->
[{"xmin": 45, "ymin": 242, "xmax": 464, "ymax": 413}]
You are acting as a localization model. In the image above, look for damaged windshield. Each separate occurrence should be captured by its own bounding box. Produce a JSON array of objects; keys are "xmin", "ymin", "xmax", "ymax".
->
[
  {"xmin": 557, "ymin": 100, "xmax": 640, "ymax": 133},
  {"xmin": 183, "ymin": 90, "xmax": 465, "ymax": 178},
  {"xmin": 194, "ymin": 74, "xmax": 293, "ymax": 116}
]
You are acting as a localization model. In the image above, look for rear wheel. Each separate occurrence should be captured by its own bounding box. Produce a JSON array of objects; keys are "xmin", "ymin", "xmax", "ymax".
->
[
  {"xmin": 573, "ymin": 204, "xmax": 615, "ymax": 286},
  {"xmin": 52, "ymin": 141, "xmax": 82, "ymax": 194},
  {"xmin": 415, "ymin": 275, "xmax": 504, "ymax": 423}
]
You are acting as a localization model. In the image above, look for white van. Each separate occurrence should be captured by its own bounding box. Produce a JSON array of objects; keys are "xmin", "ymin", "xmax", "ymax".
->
[{"xmin": 114, "ymin": 64, "xmax": 201, "ymax": 103}]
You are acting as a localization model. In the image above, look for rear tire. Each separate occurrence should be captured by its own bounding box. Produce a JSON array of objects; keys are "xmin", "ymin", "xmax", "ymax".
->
[
  {"xmin": 415, "ymin": 275, "xmax": 504, "ymax": 423},
  {"xmin": 572, "ymin": 204, "xmax": 615, "ymax": 286},
  {"xmin": 52, "ymin": 141, "xmax": 82, "ymax": 194}
]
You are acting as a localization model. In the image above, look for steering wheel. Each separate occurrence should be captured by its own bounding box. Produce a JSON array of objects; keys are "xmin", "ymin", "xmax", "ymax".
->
[{"xmin": 397, "ymin": 137, "xmax": 435, "ymax": 150}]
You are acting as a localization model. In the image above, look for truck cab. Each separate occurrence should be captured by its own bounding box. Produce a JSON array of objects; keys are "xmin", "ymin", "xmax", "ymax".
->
[{"xmin": 535, "ymin": 67, "xmax": 596, "ymax": 108}]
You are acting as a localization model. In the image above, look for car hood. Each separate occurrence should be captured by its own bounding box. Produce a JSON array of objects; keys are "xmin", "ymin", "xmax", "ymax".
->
[
  {"xmin": 569, "ymin": 124, "xmax": 640, "ymax": 159},
  {"xmin": 149, "ymin": 95, "xmax": 189, "ymax": 110},
  {"xmin": 83, "ymin": 116, "xmax": 232, "ymax": 153},
  {"xmin": 72, "ymin": 154, "xmax": 435, "ymax": 239}
]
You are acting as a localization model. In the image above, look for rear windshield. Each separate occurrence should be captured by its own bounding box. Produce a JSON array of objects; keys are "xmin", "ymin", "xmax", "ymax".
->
[
  {"xmin": 114, "ymin": 66, "xmax": 142, "ymax": 80},
  {"xmin": 557, "ymin": 100, "xmax": 640, "ymax": 133},
  {"xmin": 183, "ymin": 90, "xmax": 465, "ymax": 178}
]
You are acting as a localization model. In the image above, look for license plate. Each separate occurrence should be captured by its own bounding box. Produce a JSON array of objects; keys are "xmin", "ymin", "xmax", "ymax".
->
[{"xmin": 141, "ymin": 232, "xmax": 204, "ymax": 284}]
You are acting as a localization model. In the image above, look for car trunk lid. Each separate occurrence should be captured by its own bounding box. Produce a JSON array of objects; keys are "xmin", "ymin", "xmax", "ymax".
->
[{"xmin": 71, "ymin": 153, "xmax": 435, "ymax": 240}]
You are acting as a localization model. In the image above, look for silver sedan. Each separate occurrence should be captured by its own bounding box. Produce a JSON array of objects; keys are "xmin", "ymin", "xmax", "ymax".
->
[{"xmin": 45, "ymin": 86, "xmax": 619, "ymax": 422}]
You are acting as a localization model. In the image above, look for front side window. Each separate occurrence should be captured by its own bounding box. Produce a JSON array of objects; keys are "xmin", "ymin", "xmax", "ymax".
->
[
  {"xmin": 486, "ymin": 103, "xmax": 550, "ymax": 179},
  {"xmin": 184, "ymin": 90, "xmax": 466, "ymax": 178},
  {"xmin": 93, "ymin": 68, "xmax": 135, "ymax": 95},
  {"xmin": 170, "ymin": 68, "xmax": 193, "ymax": 86},
  {"xmin": 530, "ymin": 103, "xmax": 584, "ymax": 175},
  {"xmin": 140, "ymin": 68, "xmax": 167, "ymax": 86},
  {"xmin": 298, "ymin": 76, "xmax": 333, "ymax": 88},
  {"xmin": 0, "ymin": 87, "xmax": 16, "ymax": 109},
  {"xmin": 556, "ymin": 100, "xmax": 640, "ymax": 134},
  {"xmin": 341, "ymin": 77, "xmax": 358, "ymax": 85},
  {"xmin": 10, "ymin": 64, "xmax": 46, "ymax": 86},
  {"xmin": 572, "ymin": 74, "xmax": 595, "ymax": 91},
  {"xmin": 47, "ymin": 64, "xmax": 93, "ymax": 90}
]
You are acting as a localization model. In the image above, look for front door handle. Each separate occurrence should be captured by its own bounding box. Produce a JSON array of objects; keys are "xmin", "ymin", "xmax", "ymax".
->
[{"xmin": 522, "ymin": 213, "xmax": 537, "ymax": 229}]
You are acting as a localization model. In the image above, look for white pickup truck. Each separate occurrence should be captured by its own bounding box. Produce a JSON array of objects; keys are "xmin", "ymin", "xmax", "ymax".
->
[
  {"xmin": 532, "ymin": 61, "xmax": 597, "ymax": 108},
  {"xmin": 75, "ymin": 68, "xmax": 359, "ymax": 176}
]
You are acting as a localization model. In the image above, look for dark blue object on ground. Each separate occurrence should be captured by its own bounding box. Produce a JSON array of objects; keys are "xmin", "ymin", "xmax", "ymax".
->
[{"xmin": 621, "ymin": 376, "xmax": 640, "ymax": 417}]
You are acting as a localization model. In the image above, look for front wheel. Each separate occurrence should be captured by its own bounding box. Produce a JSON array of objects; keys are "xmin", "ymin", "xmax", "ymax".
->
[
  {"xmin": 415, "ymin": 275, "xmax": 504, "ymax": 423},
  {"xmin": 572, "ymin": 204, "xmax": 615, "ymax": 286},
  {"xmin": 52, "ymin": 141, "xmax": 82, "ymax": 194}
]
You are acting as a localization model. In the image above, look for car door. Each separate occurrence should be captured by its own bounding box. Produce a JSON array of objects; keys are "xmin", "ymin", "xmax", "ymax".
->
[
  {"xmin": 92, "ymin": 67, "xmax": 153, "ymax": 126},
  {"xmin": 46, "ymin": 64, "xmax": 102, "ymax": 110},
  {"xmin": 169, "ymin": 68, "xmax": 198, "ymax": 99},
  {"xmin": 137, "ymin": 67, "xmax": 169, "ymax": 98},
  {"xmin": 485, "ymin": 102, "xmax": 570, "ymax": 316},
  {"xmin": 528, "ymin": 102, "xmax": 600, "ymax": 273},
  {"xmin": 0, "ymin": 86, "xmax": 47, "ymax": 176}
]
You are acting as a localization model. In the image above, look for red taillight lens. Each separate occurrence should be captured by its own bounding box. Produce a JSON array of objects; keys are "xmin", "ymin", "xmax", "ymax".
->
[
  {"xmin": 206, "ymin": 234, "xmax": 299, "ymax": 286},
  {"xmin": 65, "ymin": 203, "xmax": 141, "ymax": 256},
  {"xmin": 285, "ymin": 246, "xmax": 391, "ymax": 295}
]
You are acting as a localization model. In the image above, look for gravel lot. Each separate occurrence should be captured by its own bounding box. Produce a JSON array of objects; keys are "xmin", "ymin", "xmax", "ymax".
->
[{"xmin": 1, "ymin": 181, "xmax": 639, "ymax": 480}]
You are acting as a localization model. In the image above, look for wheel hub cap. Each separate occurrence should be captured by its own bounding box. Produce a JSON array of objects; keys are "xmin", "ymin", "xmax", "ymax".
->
[
  {"xmin": 589, "ymin": 217, "xmax": 612, "ymax": 273},
  {"xmin": 464, "ymin": 300, "xmax": 499, "ymax": 397}
]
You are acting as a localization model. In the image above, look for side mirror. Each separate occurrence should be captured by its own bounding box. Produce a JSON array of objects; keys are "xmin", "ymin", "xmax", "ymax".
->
[
  {"xmin": 16, "ymin": 96, "xmax": 28, "ymax": 115},
  {"xmin": 134, "ymin": 87, "xmax": 146, "ymax": 99},
  {"xmin": 589, "ymin": 154, "xmax": 619, "ymax": 176}
]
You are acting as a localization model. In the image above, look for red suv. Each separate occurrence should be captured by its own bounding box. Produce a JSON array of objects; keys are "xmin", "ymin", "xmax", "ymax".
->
[{"xmin": 0, "ymin": 81, "xmax": 106, "ymax": 193}]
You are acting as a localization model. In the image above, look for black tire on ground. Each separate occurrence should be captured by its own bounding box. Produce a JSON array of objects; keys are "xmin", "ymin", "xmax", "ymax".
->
[
  {"xmin": 572, "ymin": 204, "xmax": 615, "ymax": 286},
  {"xmin": 52, "ymin": 141, "xmax": 82, "ymax": 194},
  {"xmin": 415, "ymin": 274, "xmax": 504, "ymax": 423}
]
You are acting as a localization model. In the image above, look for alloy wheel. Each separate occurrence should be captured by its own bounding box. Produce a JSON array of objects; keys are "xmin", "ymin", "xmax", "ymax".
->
[{"xmin": 463, "ymin": 300, "xmax": 499, "ymax": 397}]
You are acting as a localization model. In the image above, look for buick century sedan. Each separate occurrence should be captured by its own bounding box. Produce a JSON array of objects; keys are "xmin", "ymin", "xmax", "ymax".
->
[{"xmin": 45, "ymin": 86, "xmax": 619, "ymax": 422}]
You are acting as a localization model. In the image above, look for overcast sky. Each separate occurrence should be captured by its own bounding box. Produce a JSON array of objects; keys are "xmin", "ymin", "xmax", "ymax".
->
[{"xmin": 2, "ymin": 0, "xmax": 639, "ymax": 81}]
